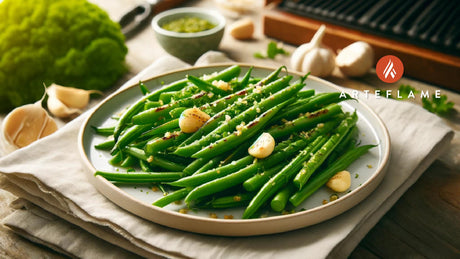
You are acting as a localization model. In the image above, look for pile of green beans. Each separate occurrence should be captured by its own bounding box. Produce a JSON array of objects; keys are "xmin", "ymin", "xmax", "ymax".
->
[{"xmin": 93, "ymin": 65, "xmax": 375, "ymax": 219}]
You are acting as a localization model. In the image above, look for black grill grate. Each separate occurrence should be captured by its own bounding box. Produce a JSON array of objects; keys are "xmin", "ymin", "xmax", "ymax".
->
[{"xmin": 278, "ymin": 0, "xmax": 460, "ymax": 57}]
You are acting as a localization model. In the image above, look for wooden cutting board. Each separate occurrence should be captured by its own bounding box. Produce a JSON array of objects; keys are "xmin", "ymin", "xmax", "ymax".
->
[{"xmin": 263, "ymin": 5, "xmax": 460, "ymax": 92}]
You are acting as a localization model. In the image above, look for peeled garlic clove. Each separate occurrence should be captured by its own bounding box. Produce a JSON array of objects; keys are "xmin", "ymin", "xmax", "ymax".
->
[
  {"xmin": 51, "ymin": 84, "xmax": 101, "ymax": 109},
  {"xmin": 326, "ymin": 170, "xmax": 351, "ymax": 193},
  {"xmin": 229, "ymin": 18, "xmax": 254, "ymax": 40},
  {"xmin": 179, "ymin": 108, "xmax": 210, "ymax": 133},
  {"xmin": 248, "ymin": 132, "xmax": 275, "ymax": 159},
  {"xmin": 2, "ymin": 101, "xmax": 58, "ymax": 151},
  {"xmin": 47, "ymin": 88, "xmax": 82, "ymax": 118},
  {"xmin": 46, "ymin": 84, "xmax": 100, "ymax": 118},
  {"xmin": 336, "ymin": 41, "xmax": 374, "ymax": 77}
]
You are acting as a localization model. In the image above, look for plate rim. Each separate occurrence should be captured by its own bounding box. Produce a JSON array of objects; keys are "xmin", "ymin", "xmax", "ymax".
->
[{"xmin": 78, "ymin": 63, "xmax": 391, "ymax": 236}]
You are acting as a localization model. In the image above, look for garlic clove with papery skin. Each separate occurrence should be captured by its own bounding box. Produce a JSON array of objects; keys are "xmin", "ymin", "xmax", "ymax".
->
[
  {"xmin": 290, "ymin": 25, "xmax": 336, "ymax": 77},
  {"xmin": 336, "ymin": 41, "xmax": 374, "ymax": 77},
  {"xmin": 300, "ymin": 47, "xmax": 336, "ymax": 77},
  {"xmin": 46, "ymin": 84, "xmax": 101, "ymax": 118},
  {"xmin": 1, "ymin": 100, "xmax": 58, "ymax": 153}
]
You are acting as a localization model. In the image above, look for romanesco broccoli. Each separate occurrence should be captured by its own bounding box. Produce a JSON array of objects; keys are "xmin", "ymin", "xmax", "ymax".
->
[{"xmin": 0, "ymin": 0, "xmax": 128, "ymax": 112}]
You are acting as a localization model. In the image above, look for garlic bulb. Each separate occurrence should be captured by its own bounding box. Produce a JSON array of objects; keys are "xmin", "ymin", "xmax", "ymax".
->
[
  {"xmin": 46, "ymin": 84, "xmax": 101, "ymax": 118},
  {"xmin": 1, "ymin": 98, "xmax": 58, "ymax": 153},
  {"xmin": 336, "ymin": 41, "xmax": 374, "ymax": 77},
  {"xmin": 290, "ymin": 25, "xmax": 336, "ymax": 77}
]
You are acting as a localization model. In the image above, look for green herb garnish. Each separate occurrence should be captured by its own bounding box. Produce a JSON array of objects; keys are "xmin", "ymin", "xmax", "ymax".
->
[
  {"xmin": 254, "ymin": 41, "xmax": 289, "ymax": 59},
  {"xmin": 422, "ymin": 94, "xmax": 455, "ymax": 117}
]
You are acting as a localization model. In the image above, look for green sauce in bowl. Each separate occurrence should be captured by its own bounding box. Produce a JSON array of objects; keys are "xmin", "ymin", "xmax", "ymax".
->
[{"xmin": 161, "ymin": 16, "xmax": 216, "ymax": 33}]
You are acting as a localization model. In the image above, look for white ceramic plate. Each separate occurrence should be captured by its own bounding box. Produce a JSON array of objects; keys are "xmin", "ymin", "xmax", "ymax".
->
[{"xmin": 79, "ymin": 65, "xmax": 390, "ymax": 236}]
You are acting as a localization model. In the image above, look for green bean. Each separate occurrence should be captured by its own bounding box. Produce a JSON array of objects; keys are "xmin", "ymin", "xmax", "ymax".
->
[
  {"xmin": 170, "ymin": 156, "xmax": 254, "ymax": 187},
  {"xmin": 293, "ymin": 112, "xmax": 358, "ymax": 189},
  {"xmin": 132, "ymin": 91, "xmax": 215, "ymax": 125},
  {"xmin": 177, "ymin": 131, "xmax": 311, "ymax": 189},
  {"xmin": 187, "ymin": 75, "xmax": 230, "ymax": 96},
  {"xmin": 139, "ymin": 159, "xmax": 153, "ymax": 172},
  {"xmin": 208, "ymin": 192, "xmax": 255, "ymax": 209},
  {"xmin": 95, "ymin": 171, "xmax": 183, "ymax": 183},
  {"xmin": 243, "ymin": 164, "xmax": 285, "ymax": 192},
  {"xmin": 112, "ymin": 79, "xmax": 188, "ymax": 141},
  {"xmin": 192, "ymin": 158, "xmax": 221, "ymax": 175},
  {"xmin": 191, "ymin": 100, "xmax": 288, "ymax": 160},
  {"xmin": 242, "ymin": 136, "xmax": 327, "ymax": 219},
  {"xmin": 178, "ymin": 75, "xmax": 294, "ymax": 149},
  {"xmin": 144, "ymin": 101, "xmax": 162, "ymax": 110},
  {"xmin": 183, "ymin": 141, "xmax": 252, "ymax": 177},
  {"xmin": 91, "ymin": 126, "xmax": 115, "ymax": 136},
  {"xmin": 199, "ymin": 87, "xmax": 253, "ymax": 115},
  {"xmin": 184, "ymin": 162, "xmax": 259, "ymax": 204},
  {"xmin": 94, "ymin": 139, "xmax": 115, "ymax": 150},
  {"xmin": 232, "ymin": 66, "xmax": 253, "ymax": 92},
  {"xmin": 256, "ymin": 65, "xmax": 286, "ymax": 86},
  {"xmin": 325, "ymin": 126, "xmax": 358, "ymax": 165},
  {"xmin": 124, "ymin": 147, "xmax": 186, "ymax": 172},
  {"xmin": 267, "ymin": 103, "xmax": 344, "ymax": 139},
  {"xmin": 145, "ymin": 79, "xmax": 189, "ymax": 101},
  {"xmin": 144, "ymin": 131, "xmax": 190, "ymax": 154},
  {"xmin": 152, "ymin": 188, "xmax": 191, "ymax": 207},
  {"xmin": 139, "ymin": 82, "xmax": 150, "ymax": 95},
  {"xmin": 297, "ymin": 89, "xmax": 315, "ymax": 99},
  {"xmin": 244, "ymin": 119, "xmax": 340, "ymax": 192},
  {"xmin": 120, "ymin": 155, "xmax": 137, "ymax": 168},
  {"xmin": 115, "ymin": 65, "xmax": 236, "ymax": 139},
  {"xmin": 274, "ymin": 92, "xmax": 352, "ymax": 122},
  {"xmin": 202, "ymin": 64, "xmax": 242, "ymax": 83},
  {"xmin": 141, "ymin": 119, "xmax": 179, "ymax": 139},
  {"xmin": 271, "ymin": 184, "xmax": 296, "ymax": 212},
  {"xmin": 147, "ymin": 65, "xmax": 241, "ymax": 102},
  {"xmin": 112, "ymin": 124, "xmax": 152, "ymax": 153},
  {"xmin": 289, "ymin": 144, "xmax": 376, "ymax": 207},
  {"xmin": 175, "ymin": 81, "xmax": 303, "ymax": 157},
  {"xmin": 182, "ymin": 158, "xmax": 207, "ymax": 176},
  {"xmin": 109, "ymin": 150, "xmax": 123, "ymax": 166},
  {"xmin": 158, "ymin": 91, "xmax": 177, "ymax": 104},
  {"xmin": 169, "ymin": 107, "xmax": 187, "ymax": 118},
  {"xmin": 113, "ymin": 99, "xmax": 146, "ymax": 141}
]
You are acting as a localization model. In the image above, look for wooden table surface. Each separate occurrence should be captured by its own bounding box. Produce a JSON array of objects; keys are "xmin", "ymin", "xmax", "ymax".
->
[{"xmin": 0, "ymin": 0, "xmax": 459, "ymax": 258}]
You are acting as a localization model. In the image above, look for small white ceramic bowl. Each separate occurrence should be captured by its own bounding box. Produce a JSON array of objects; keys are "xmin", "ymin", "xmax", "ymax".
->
[{"xmin": 152, "ymin": 7, "xmax": 226, "ymax": 63}]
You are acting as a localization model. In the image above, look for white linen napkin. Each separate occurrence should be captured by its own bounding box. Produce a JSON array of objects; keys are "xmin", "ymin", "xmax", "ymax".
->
[{"xmin": 0, "ymin": 51, "xmax": 454, "ymax": 258}]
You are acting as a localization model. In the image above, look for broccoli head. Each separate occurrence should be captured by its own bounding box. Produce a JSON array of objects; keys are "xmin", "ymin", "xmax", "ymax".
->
[{"xmin": 0, "ymin": 0, "xmax": 128, "ymax": 112}]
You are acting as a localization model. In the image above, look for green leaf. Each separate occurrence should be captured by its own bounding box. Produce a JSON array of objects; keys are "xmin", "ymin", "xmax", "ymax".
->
[
  {"xmin": 422, "ymin": 94, "xmax": 455, "ymax": 117},
  {"xmin": 254, "ymin": 41, "xmax": 289, "ymax": 60},
  {"xmin": 253, "ymin": 52, "xmax": 266, "ymax": 59}
]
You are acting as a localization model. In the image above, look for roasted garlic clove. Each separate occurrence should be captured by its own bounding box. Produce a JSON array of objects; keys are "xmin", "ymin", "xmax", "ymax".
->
[
  {"xmin": 179, "ymin": 108, "xmax": 211, "ymax": 133},
  {"xmin": 248, "ymin": 132, "xmax": 275, "ymax": 159},
  {"xmin": 326, "ymin": 170, "xmax": 351, "ymax": 193},
  {"xmin": 2, "ymin": 100, "xmax": 58, "ymax": 152}
]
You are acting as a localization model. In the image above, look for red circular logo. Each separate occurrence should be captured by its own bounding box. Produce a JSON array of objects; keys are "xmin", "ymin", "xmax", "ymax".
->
[{"xmin": 376, "ymin": 55, "xmax": 404, "ymax": 83}]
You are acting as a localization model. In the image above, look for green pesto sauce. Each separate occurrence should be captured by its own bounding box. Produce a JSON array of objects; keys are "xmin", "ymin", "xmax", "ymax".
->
[{"xmin": 162, "ymin": 16, "xmax": 216, "ymax": 33}]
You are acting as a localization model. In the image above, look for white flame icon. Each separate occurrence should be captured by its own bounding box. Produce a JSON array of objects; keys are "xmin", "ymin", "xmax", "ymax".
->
[{"xmin": 383, "ymin": 59, "xmax": 396, "ymax": 79}]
